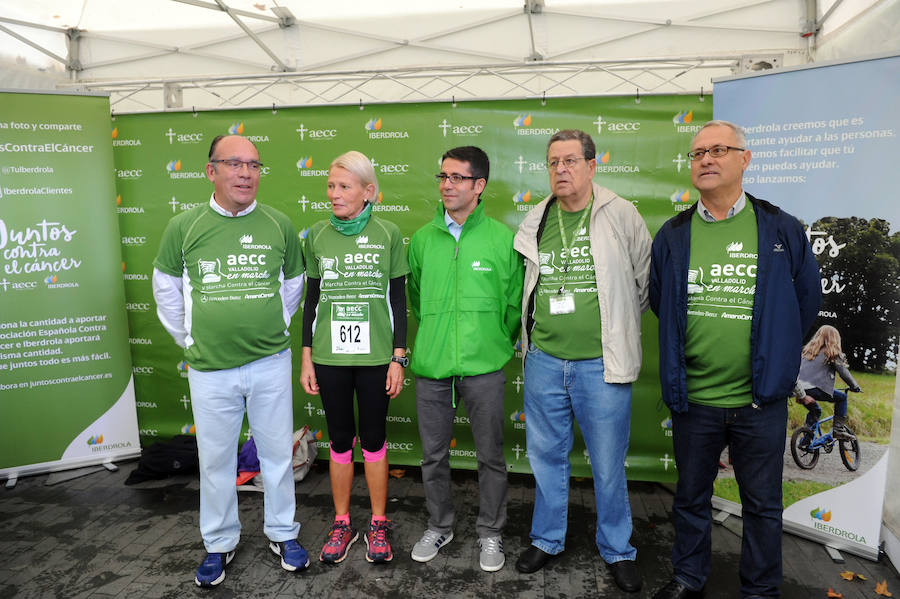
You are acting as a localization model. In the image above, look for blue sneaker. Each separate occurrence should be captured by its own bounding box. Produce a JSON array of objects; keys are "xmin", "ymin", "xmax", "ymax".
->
[
  {"xmin": 269, "ymin": 539, "xmax": 310, "ymax": 571},
  {"xmin": 194, "ymin": 550, "xmax": 235, "ymax": 587}
]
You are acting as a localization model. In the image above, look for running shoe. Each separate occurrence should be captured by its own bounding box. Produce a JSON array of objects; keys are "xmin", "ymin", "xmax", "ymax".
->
[
  {"xmin": 194, "ymin": 550, "xmax": 235, "ymax": 587},
  {"xmin": 269, "ymin": 539, "xmax": 309, "ymax": 571},
  {"xmin": 365, "ymin": 519, "xmax": 393, "ymax": 563},
  {"xmin": 411, "ymin": 529, "xmax": 453, "ymax": 562},
  {"xmin": 319, "ymin": 521, "xmax": 358, "ymax": 564}
]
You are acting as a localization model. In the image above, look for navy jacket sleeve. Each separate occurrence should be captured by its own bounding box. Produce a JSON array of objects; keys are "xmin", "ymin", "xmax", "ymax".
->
[
  {"xmin": 787, "ymin": 216, "xmax": 822, "ymax": 336},
  {"xmin": 649, "ymin": 231, "xmax": 666, "ymax": 317}
]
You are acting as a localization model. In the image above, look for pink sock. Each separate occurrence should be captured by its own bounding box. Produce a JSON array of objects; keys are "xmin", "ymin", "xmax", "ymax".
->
[
  {"xmin": 371, "ymin": 515, "xmax": 387, "ymax": 525},
  {"xmin": 334, "ymin": 514, "xmax": 350, "ymax": 525}
]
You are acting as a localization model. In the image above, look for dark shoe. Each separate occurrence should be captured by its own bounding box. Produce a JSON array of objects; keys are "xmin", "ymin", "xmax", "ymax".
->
[
  {"xmin": 194, "ymin": 550, "xmax": 235, "ymax": 587},
  {"xmin": 270, "ymin": 539, "xmax": 310, "ymax": 572},
  {"xmin": 832, "ymin": 417, "xmax": 855, "ymax": 441},
  {"xmin": 515, "ymin": 545, "xmax": 555, "ymax": 573},
  {"xmin": 651, "ymin": 579, "xmax": 703, "ymax": 599},
  {"xmin": 609, "ymin": 559, "xmax": 642, "ymax": 592},
  {"xmin": 832, "ymin": 424, "xmax": 854, "ymax": 440}
]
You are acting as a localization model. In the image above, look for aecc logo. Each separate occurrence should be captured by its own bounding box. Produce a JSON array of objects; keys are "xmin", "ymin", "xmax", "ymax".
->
[
  {"xmin": 0, "ymin": 279, "xmax": 37, "ymax": 291},
  {"xmin": 296, "ymin": 123, "xmax": 337, "ymax": 141},
  {"xmin": 594, "ymin": 114, "xmax": 641, "ymax": 133},
  {"xmin": 437, "ymin": 119, "xmax": 484, "ymax": 137},
  {"xmin": 165, "ymin": 128, "xmax": 204, "ymax": 144}
]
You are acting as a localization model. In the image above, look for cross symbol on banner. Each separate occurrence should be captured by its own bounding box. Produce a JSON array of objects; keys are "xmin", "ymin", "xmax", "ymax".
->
[
  {"xmin": 660, "ymin": 453, "xmax": 675, "ymax": 471},
  {"xmin": 512, "ymin": 443, "xmax": 524, "ymax": 460}
]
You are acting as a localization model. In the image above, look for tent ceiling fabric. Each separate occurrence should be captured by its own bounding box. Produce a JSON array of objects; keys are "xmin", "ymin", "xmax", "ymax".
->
[{"xmin": 0, "ymin": 0, "xmax": 894, "ymax": 112}]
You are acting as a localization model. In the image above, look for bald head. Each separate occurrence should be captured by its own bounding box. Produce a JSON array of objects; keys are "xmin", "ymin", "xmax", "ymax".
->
[{"xmin": 208, "ymin": 134, "xmax": 258, "ymax": 161}]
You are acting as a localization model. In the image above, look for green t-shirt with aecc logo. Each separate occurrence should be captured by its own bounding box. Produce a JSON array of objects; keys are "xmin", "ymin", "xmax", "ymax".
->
[
  {"xmin": 153, "ymin": 203, "xmax": 304, "ymax": 372},
  {"xmin": 305, "ymin": 215, "xmax": 409, "ymax": 366},
  {"xmin": 685, "ymin": 206, "xmax": 758, "ymax": 407},
  {"xmin": 532, "ymin": 202, "xmax": 603, "ymax": 360}
]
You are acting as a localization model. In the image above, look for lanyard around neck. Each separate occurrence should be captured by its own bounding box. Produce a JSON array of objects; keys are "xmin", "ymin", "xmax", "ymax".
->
[{"xmin": 554, "ymin": 195, "xmax": 592, "ymax": 292}]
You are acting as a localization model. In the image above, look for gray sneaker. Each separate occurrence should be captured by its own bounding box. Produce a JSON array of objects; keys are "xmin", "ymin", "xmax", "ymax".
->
[
  {"xmin": 478, "ymin": 536, "xmax": 505, "ymax": 572},
  {"xmin": 411, "ymin": 529, "xmax": 453, "ymax": 562}
]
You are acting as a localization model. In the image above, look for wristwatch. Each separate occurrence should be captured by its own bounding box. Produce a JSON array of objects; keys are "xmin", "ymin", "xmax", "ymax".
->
[{"xmin": 390, "ymin": 354, "xmax": 409, "ymax": 367}]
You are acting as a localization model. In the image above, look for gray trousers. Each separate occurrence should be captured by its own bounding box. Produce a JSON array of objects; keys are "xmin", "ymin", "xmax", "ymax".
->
[{"xmin": 416, "ymin": 370, "xmax": 508, "ymax": 538}]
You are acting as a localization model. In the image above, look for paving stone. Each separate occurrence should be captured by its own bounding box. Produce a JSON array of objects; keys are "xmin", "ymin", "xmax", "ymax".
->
[{"xmin": 1, "ymin": 461, "xmax": 897, "ymax": 598}]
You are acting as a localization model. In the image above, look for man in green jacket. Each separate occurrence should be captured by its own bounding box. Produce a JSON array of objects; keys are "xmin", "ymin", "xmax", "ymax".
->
[{"xmin": 407, "ymin": 146, "xmax": 524, "ymax": 572}]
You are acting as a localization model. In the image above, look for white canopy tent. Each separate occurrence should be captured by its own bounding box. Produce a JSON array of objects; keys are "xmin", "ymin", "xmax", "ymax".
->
[{"xmin": 1, "ymin": 0, "xmax": 897, "ymax": 111}]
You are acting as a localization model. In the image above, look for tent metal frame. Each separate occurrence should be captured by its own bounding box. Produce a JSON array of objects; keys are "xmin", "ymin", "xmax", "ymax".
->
[
  {"xmin": 0, "ymin": 0, "xmax": 843, "ymax": 110},
  {"xmin": 64, "ymin": 57, "xmax": 741, "ymax": 111}
]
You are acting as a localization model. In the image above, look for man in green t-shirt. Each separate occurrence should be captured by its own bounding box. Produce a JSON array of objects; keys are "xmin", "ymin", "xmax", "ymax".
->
[
  {"xmin": 152, "ymin": 135, "xmax": 309, "ymax": 587},
  {"xmin": 513, "ymin": 130, "xmax": 651, "ymax": 593},
  {"xmin": 649, "ymin": 121, "xmax": 821, "ymax": 599}
]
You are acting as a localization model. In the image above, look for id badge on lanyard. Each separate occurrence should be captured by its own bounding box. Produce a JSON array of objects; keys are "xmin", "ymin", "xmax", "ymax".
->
[
  {"xmin": 550, "ymin": 196, "xmax": 591, "ymax": 316},
  {"xmin": 549, "ymin": 291, "xmax": 576, "ymax": 315}
]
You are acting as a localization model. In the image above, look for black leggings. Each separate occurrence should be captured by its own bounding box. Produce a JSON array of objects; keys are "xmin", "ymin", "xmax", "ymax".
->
[{"xmin": 314, "ymin": 363, "xmax": 390, "ymax": 455}]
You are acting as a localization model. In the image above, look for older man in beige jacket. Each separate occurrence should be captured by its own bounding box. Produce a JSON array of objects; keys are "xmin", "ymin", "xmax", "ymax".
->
[{"xmin": 512, "ymin": 129, "xmax": 651, "ymax": 594}]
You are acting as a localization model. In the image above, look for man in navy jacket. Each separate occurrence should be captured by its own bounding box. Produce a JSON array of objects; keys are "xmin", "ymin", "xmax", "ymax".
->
[{"xmin": 648, "ymin": 120, "xmax": 821, "ymax": 599}]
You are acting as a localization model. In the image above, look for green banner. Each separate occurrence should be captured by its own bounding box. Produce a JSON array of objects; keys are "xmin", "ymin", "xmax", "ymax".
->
[
  {"xmin": 0, "ymin": 91, "xmax": 139, "ymax": 475},
  {"xmin": 112, "ymin": 95, "xmax": 711, "ymax": 481}
]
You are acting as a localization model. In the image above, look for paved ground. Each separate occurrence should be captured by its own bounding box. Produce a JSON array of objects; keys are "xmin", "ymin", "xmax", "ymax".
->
[{"xmin": 1, "ymin": 460, "xmax": 897, "ymax": 598}]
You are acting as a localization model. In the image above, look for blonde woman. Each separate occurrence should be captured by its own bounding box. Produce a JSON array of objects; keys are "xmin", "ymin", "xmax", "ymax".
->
[
  {"xmin": 300, "ymin": 151, "xmax": 409, "ymax": 564},
  {"xmin": 793, "ymin": 325, "xmax": 861, "ymax": 440}
]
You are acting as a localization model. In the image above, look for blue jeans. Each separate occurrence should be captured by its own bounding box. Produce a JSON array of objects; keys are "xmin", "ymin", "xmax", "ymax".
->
[
  {"xmin": 188, "ymin": 349, "xmax": 300, "ymax": 553},
  {"xmin": 670, "ymin": 400, "xmax": 787, "ymax": 598},
  {"xmin": 523, "ymin": 344, "xmax": 636, "ymax": 562},
  {"xmin": 802, "ymin": 387, "xmax": 847, "ymax": 427}
]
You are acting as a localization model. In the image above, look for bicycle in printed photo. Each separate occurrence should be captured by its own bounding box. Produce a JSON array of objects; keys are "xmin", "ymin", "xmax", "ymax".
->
[{"xmin": 789, "ymin": 387, "xmax": 861, "ymax": 472}]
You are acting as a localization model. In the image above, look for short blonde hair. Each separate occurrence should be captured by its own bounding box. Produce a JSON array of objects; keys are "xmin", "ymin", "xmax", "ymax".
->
[{"xmin": 330, "ymin": 150, "xmax": 379, "ymax": 198}]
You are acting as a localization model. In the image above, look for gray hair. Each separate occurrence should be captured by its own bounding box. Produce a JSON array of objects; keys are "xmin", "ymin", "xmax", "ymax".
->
[
  {"xmin": 547, "ymin": 129, "xmax": 596, "ymax": 160},
  {"xmin": 693, "ymin": 120, "xmax": 747, "ymax": 148},
  {"xmin": 330, "ymin": 150, "xmax": 379, "ymax": 198}
]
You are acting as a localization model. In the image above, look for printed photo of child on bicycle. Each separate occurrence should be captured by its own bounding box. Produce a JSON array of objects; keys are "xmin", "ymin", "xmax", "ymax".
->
[{"xmin": 790, "ymin": 325, "xmax": 863, "ymax": 472}]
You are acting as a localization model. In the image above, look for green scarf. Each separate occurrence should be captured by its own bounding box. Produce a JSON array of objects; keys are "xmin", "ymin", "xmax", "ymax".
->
[{"xmin": 330, "ymin": 202, "xmax": 372, "ymax": 236}]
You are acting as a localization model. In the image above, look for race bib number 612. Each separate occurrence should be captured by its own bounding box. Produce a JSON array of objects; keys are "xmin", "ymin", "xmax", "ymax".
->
[{"xmin": 330, "ymin": 302, "xmax": 371, "ymax": 354}]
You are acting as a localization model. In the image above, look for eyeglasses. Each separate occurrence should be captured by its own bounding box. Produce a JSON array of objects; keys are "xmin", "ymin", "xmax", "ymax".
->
[
  {"xmin": 435, "ymin": 173, "xmax": 478, "ymax": 184},
  {"xmin": 547, "ymin": 156, "xmax": 586, "ymax": 170},
  {"xmin": 686, "ymin": 145, "xmax": 745, "ymax": 161},
  {"xmin": 210, "ymin": 159, "xmax": 264, "ymax": 172}
]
